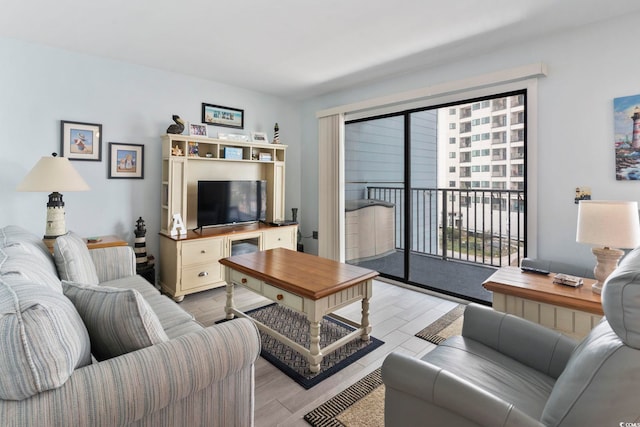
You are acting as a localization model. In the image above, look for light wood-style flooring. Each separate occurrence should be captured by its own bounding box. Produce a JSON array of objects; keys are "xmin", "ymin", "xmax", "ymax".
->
[{"xmin": 180, "ymin": 279, "xmax": 464, "ymax": 426}]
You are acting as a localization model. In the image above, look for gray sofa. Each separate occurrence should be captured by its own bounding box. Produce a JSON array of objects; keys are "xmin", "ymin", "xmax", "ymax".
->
[
  {"xmin": 0, "ymin": 225, "xmax": 261, "ymax": 427},
  {"xmin": 382, "ymin": 247, "xmax": 640, "ymax": 426}
]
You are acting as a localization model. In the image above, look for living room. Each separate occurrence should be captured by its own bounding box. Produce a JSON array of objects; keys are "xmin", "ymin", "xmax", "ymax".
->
[{"xmin": 3, "ymin": 1, "xmax": 640, "ymax": 426}]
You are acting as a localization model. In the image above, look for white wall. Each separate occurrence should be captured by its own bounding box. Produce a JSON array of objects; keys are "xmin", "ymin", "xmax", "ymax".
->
[
  {"xmin": 300, "ymin": 12, "xmax": 640, "ymax": 268},
  {"xmin": 0, "ymin": 37, "xmax": 302, "ymax": 261}
]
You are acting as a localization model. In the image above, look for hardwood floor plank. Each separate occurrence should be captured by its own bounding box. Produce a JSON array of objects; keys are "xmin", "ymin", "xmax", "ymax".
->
[{"xmin": 179, "ymin": 279, "xmax": 464, "ymax": 426}]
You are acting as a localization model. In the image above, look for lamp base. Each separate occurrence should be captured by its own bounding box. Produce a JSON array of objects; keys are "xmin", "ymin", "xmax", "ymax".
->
[{"xmin": 591, "ymin": 247, "xmax": 624, "ymax": 294}]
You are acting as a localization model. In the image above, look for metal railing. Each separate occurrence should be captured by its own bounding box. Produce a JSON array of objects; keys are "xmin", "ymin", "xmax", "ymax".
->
[{"xmin": 366, "ymin": 186, "xmax": 526, "ymax": 267}]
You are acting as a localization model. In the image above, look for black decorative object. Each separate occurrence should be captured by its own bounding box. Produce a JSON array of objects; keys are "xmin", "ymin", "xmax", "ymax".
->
[
  {"xmin": 134, "ymin": 217, "xmax": 156, "ymax": 285},
  {"xmin": 273, "ymin": 123, "xmax": 280, "ymax": 144},
  {"xmin": 292, "ymin": 208, "xmax": 303, "ymax": 252},
  {"xmin": 166, "ymin": 115, "xmax": 185, "ymax": 134}
]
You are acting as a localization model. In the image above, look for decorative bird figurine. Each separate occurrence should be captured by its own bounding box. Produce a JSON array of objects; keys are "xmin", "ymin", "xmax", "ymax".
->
[{"xmin": 167, "ymin": 115, "xmax": 185, "ymax": 134}]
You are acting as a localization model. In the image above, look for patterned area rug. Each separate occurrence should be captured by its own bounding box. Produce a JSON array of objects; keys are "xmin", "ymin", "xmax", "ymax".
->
[
  {"xmin": 218, "ymin": 303, "xmax": 384, "ymax": 389},
  {"xmin": 305, "ymin": 304, "xmax": 465, "ymax": 426},
  {"xmin": 414, "ymin": 304, "xmax": 465, "ymax": 344}
]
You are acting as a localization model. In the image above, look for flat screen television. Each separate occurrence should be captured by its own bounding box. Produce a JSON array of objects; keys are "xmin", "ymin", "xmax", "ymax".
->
[{"xmin": 197, "ymin": 180, "xmax": 267, "ymax": 230}]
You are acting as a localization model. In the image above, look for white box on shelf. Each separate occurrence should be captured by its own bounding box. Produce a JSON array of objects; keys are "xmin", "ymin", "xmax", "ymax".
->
[
  {"xmin": 258, "ymin": 152, "xmax": 272, "ymax": 161},
  {"xmin": 224, "ymin": 147, "xmax": 243, "ymax": 159}
]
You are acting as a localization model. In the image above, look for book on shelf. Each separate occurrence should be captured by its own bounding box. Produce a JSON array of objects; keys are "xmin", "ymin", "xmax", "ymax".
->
[{"xmin": 553, "ymin": 273, "xmax": 583, "ymax": 287}]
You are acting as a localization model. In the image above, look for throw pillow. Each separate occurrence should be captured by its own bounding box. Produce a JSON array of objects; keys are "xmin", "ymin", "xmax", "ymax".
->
[
  {"xmin": 54, "ymin": 231, "xmax": 99, "ymax": 285},
  {"xmin": 0, "ymin": 278, "xmax": 92, "ymax": 400},
  {"xmin": 62, "ymin": 281, "xmax": 169, "ymax": 360}
]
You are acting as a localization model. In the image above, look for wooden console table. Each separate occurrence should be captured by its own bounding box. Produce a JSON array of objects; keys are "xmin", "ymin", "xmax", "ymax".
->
[
  {"xmin": 220, "ymin": 248, "xmax": 378, "ymax": 373},
  {"xmin": 483, "ymin": 266, "xmax": 602, "ymax": 339}
]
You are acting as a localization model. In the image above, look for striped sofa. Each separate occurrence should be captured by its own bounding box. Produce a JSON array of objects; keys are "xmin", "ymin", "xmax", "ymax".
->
[{"xmin": 0, "ymin": 225, "xmax": 261, "ymax": 427}]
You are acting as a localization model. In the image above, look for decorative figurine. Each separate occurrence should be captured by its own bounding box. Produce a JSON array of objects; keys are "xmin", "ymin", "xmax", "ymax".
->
[
  {"xmin": 171, "ymin": 145, "xmax": 183, "ymax": 156},
  {"xmin": 166, "ymin": 115, "xmax": 185, "ymax": 134},
  {"xmin": 273, "ymin": 123, "xmax": 280, "ymax": 144},
  {"xmin": 134, "ymin": 217, "xmax": 148, "ymax": 270}
]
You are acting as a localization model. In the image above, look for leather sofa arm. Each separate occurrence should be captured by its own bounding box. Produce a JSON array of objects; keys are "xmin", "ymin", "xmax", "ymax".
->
[
  {"xmin": 382, "ymin": 352, "xmax": 544, "ymax": 427},
  {"xmin": 89, "ymin": 246, "xmax": 137, "ymax": 282},
  {"xmin": 0, "ymin": 318, "xmax": 261, "ymax": 427},
  {"xmin": 462, "ymin": 303, "xmax": 577, "ymax": 378}
]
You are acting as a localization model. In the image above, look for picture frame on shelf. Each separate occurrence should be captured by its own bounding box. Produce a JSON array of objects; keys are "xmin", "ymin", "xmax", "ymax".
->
[
  {"xmin": 60, "ymin": 120, "xmax": 102, "ymax": 161},
  {"xmin": 189, "ymin": 123, "xmax": 208, "ymax": 137},
  {"xmin": 251, "ymin": 131, "xmax": 269, "ymax": 143},
  {"xmin": 108, "ymin": 142, "xmax": 144, "ymax": 179},
  {"xmin": 202, "ymin": 103, "xmax": 244, "ymax": 129},
  {"xmin": 218, "ymin": 132, "xmax": 249, "ymax": 142}
]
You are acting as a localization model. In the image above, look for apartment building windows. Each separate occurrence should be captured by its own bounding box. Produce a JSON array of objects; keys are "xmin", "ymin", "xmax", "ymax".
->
[
  {"xmin": 449, "ymin": 137, "xmax": 456, "ymax": 144},
  {"xmin": 492, "ymin": 98, "xmax": 507, "ymax": 111},
  {"xmin": 511, "ymin": 147, "xmax": 524, "ymax": 159},
  {"xmin": 511, "ymin": 111, "xmax": 525, "ymax": 125},
  {"xmin": 449, "ymin": 123, "xmax": 456, "ymax": 129},
  {"xmin": 449, "ymin": 108, "xmax": 456, "ymax": 115},
  {"xmin": 460, "ymin": 122, "xmax": 472, "ymax": 133},
  {"xmin": 459, "ymin": 107, "xmax": 472, "ymax": 119},
  {"xmin": 492, "ymin": 148, "xmax": 506, "ymax": 160},
  {"xmin": 510, "ymin": 94, "xmax": 525, "ymax": 107},
  {"xmin": 511, "ymin": 129, "xmax": 524, "ymax": 142},
  {"xmin": 492, "ymin": 131, "xmax": 506, "ymax": 144},
  {"xmin": 492, "ymin": 114, "xmax": 507, "ymax": 127},
  {"xmin": 449, "ymin": 152, "xmax": 456, "ymax": 158},
  {"xmin": 449, "ymin": 166, "xmax": 456, "ymax": 173},
  {"xmin": 460, "ymin": 136, "xmax": 471, "ymax": 148},
  {"xmin": 492, "ymin": 165, "xmax": 507, "ymax": 177}
]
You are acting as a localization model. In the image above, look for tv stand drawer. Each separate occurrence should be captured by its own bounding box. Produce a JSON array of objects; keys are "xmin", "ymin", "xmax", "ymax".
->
[
  {"xmin": 182, "ymin": 263, "xmax": 223, "ymax": 291},
  {"xmin": 181, "ymin": 239, "xmax": 224, "ymax": 267}
]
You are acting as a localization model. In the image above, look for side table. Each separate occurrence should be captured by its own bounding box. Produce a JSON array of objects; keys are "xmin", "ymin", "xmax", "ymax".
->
[
  {"xmin": 483, "ymin": 266, "xmax": 603, "ymax": 339},
  {"xmin": 84, "ymin": 235, "xmax": 128, "ymax": 249}
]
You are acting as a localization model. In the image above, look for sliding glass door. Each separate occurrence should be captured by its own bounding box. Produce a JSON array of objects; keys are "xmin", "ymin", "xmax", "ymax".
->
[{"xmin": 344, "ymin": 91, "xmax": 527, "ymax": 302}]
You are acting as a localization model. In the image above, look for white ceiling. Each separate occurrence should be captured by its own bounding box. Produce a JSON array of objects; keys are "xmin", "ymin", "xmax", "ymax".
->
[{"xmin": 3, "ymin": 0, "xmax": 640, "ymax": 100}]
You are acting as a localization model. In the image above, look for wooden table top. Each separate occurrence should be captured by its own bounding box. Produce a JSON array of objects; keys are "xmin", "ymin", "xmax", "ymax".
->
[
  {"xmin": 219, "ymin": 248, "xmax": 379, "ymax": 300},
  {"xmin": 483, "ymin": 266, "xmax": 602, "ymax": 315}
]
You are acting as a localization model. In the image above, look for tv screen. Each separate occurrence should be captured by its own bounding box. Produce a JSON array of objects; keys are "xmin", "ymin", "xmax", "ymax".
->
[{"xmin": 197, "ymin": 180, "xmax": 267, "ymax": 229}]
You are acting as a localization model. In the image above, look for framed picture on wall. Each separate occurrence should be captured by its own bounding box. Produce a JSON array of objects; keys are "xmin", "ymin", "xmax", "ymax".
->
[
  {"xmin": 108, "ymin": 142, "xmax": 144, "ymax": 179},
  {"xmin": 60, "ymin": 120, "xmax": 102, "ymax": 161},
  {"xmin": 201, "ymin": 103, "xmax": 244, "ymax": 129}
]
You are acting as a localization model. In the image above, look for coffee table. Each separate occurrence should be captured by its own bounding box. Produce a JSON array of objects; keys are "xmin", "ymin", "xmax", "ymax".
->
[{"xmin": 219, "ymin": 248, "xmax": 378, "ymax": 373}]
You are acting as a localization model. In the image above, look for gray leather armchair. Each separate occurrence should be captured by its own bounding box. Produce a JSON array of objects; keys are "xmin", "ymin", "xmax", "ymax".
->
[{"xmin": 382, "ymin": 247, "xmax": 640, "ymax": 426}]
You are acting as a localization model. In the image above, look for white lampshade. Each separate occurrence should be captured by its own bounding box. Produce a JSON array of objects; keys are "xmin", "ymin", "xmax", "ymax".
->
[
  {"xmin": 576, "ymin": 200, "xmax": 640, "ymax": 249},
  {"xmin": 17, "ymin": 154, "xmax": 90, "ymax": 192}
]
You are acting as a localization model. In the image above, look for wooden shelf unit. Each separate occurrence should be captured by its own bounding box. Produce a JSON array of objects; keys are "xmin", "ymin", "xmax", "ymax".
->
[
  {"xmin": 160, "ymin": 134, "xmax": 287, "ymax": 233},
  {"xmin": 159, "ymin": 133, "xmax": 292, "ymax": 301}
]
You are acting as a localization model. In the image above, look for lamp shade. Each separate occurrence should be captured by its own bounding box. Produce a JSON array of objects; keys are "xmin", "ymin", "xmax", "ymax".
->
[
  {"xmin": 576, "ymin": 200, "xmax": 640, "ymax": 249},
  {"xmin": 17, "ymin": 154, "xmax": 89, "ymax": 192}
]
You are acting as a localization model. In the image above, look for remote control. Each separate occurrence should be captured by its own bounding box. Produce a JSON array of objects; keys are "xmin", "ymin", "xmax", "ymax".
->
[{"xmin": 521, "ymin": 266, "xmax": 550, "ymax": 275}]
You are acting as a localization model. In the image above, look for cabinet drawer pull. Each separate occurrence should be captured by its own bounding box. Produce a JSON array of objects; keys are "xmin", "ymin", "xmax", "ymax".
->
[
  {"xmin": 201, "ymin": 250, "xmax": 206, "ymax": 254},
  {"xmin": 241, "ymin": 278, "xmax": 247, "ymax": 284},
  {"xmin": 198, "ymin": 271, "xmax": 208, "ymax": 277},
  {"xmin": 277, "ymin": 294, "xmax": 284, "ymax": 300}
]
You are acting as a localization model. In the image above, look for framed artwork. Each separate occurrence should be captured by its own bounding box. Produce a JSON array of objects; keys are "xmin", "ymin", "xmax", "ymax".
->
[
  {"xmin": 189, "ymin": 123, "xmax": 208, "ymax": 136},
  {"xmin": 202, "ymin": 103, "xmax": 244, "ymax": 129},
  {"xmin": 60, "ymin": 120, "xmax": 102, "ymax": 161},
  {"xmin": 108, "ymin": 142, "xmax": 144, "ymax": 179},
  {"xmin": 251, "ymin": 131, "xmax": 269, "ymax": 143},
  {"xmin": 614, "ymin": 94, "xmax": 640, "ymax": 180}
]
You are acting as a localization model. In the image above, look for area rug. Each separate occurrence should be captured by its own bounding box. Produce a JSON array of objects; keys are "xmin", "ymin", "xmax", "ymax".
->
[
  {"xmin": 304, "ymin": 304, "xmax": 466, "ymax": 426},
  {"xmin": 414, "ymin": 304, "xmax": 465, "ymax": 344},
  {"xmin": 217, "ymin": 303, "xmax": 384, "ymax": 389}
]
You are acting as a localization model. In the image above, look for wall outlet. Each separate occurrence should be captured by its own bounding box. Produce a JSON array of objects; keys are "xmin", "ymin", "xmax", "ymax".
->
[{"xmin": 312, "ymin": 231, "xmax": 318, "ymax": 239}]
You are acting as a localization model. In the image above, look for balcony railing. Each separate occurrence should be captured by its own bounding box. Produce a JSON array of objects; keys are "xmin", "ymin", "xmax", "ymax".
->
[{"xmin": 365, "ymin": 186, "xmax": 526, "ymax": 267}]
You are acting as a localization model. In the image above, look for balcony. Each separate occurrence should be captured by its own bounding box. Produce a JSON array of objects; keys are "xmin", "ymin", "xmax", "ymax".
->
[{"xmin": 347, "ymin": 187, "xmax": 526, "ymax": 303}]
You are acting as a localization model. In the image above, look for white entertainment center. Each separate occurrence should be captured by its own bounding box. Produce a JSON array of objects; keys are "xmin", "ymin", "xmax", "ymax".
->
[{"xmin": 158, "ymin": 133, "xmax": 297, "ymax": 302}]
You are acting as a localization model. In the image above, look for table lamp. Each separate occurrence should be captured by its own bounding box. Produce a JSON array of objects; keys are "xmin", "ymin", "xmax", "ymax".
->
[
  {"xmin": 17, "ymin": 153, "xmax": 90, "ymax": 249},
  {"xmin": 576, "ymin": 200, "xmax": 640, "ymax": 294}
]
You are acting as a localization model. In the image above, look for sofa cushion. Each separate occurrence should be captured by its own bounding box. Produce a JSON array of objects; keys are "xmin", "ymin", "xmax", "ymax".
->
[
  {"xmin": 54, "ymin": 232, "xmax": 99, "ymax": 285},
  {"xmin": 0, "ymin": 247, "xmax": 62, "ymax": 292},
  {"xmin": 422, "ymin": 335, "xmax": 555, "ymax": 420},
  {"xmin": 0, "ymin": 278, "xmax": 91, "ymax": 400},
  {"xmin": 62, "ymin": 281, "xmax": 169, "ymax": 360}
]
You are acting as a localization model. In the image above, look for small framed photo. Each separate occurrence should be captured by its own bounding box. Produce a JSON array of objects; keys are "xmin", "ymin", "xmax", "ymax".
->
[
  {"xmin": 189, "ymin": 123, "xmax": 208, "ymax": 137},
  {"xmin": 60, "ymin": 120, "xmax": 102, "ymax": 161},
  {"xmin": 251, "ymin": 131, "xmax": 269, "ymax": 143},
  {"xmin": 202, "ymin": 103, "xmax": 244, "ymax": 129},
  {"xmin": 108, "ymin": 142, "xmax": 144, "ymax": 179}
]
